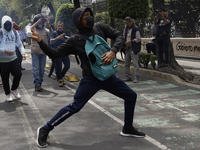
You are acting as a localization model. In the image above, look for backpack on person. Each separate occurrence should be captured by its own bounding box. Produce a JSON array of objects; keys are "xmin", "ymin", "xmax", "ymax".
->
[{"xmin": 75, "ymin": 33, "xmax": 119, "ymax": 81}]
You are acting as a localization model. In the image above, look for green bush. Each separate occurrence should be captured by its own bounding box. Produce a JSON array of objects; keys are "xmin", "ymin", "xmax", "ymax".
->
[
  {"xmin": 94, "ymin": 11, "xmax": 125, "ymax": 32},
  {"xmin": 55, "ymin": 3, "xmax": 76, "ymax": 32},
  {"xmin": 107, "ymin": 0, "xmax": 150, "ymax": 20},
  {"xmin": 139, "ymin": 53, "xmax": 157, "ymax": 69},
  {"xmin": 139, "ymin": 53, "xmax": 151, "ymax": 68},
  {"xmin": 150, "ymin": 55, "xmax": 157, "ymax": 69}
]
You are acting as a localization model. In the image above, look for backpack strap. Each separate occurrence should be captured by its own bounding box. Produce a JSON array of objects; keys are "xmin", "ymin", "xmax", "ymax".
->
[
  {"xmin": 75, "ymin": 24, "xmax": 97, "ymax": 41},
  {"xmin": 74, "ymin": 25, "xmax": 98, "ymax": 65},
  {"xmin": 12, "ymin": 29, "xmax": 18, "ymax": 41},
  {"xmin": 0, "ymin": 29, "xmax": 2, "ymax": 38}
]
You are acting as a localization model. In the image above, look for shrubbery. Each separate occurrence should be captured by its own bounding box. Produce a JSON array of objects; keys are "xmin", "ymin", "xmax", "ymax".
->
[{"xmin": 55, "ymin": 3, "xmax": 76, "ymax": 32}]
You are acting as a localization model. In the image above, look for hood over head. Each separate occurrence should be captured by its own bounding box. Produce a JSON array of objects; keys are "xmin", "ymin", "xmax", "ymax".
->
[
  {"xmin": 33, "ymin": 14, "xmax": 45, "ymax": 30},
  {"xmin": 72, "ymin": 7, "xmax": 93, "ymax": 31},
  {"xmin": 1, "ymin": 15, "xmax": 13, "ymax": 33}
]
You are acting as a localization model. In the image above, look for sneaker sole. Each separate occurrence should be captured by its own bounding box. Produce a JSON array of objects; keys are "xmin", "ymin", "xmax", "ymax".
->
[
  {"xmin": 6, "ymin": 99, "xmax": 13, "ymax": 102},
  {"xmin": 36, "ymin": 127, "xmax": 48, "ymax": 148},
  {"xmin": 120, "ymin": 131, "xmax": 145, "ymax": 138},
  {"xmin": 13, "ymin": 96, "xmax": 21, "ymax": 99},
  {"xmin": 11, "ymin": 91, "xmax": 21, "ymax": 99}
]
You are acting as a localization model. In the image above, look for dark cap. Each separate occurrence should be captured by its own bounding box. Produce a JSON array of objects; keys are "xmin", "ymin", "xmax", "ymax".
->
[{"xmin": 125, "ymin": 16, "xmax": 132, "ymax": 22}]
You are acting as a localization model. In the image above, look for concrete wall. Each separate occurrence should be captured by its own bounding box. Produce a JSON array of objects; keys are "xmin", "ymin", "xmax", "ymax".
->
[{"xmin": 141, "ymin": 38, "xmax": 200, "ymax": 57}]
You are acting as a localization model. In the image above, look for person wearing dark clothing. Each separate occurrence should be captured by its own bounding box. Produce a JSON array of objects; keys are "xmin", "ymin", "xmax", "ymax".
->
[
  {"xmin": 50, "ymin": 21, "xmax": 70, "ymax": 87},
  {"xmin": 154, "ymin": 8, "xmax": 172, "ymax": 67},
  {"xmin": 30, "ymin": 7, "xmax": 145, "ymax": 148},
  {"xmin": 146, "ymin": 39, "xmax": 157, "ymax": 55},
  {"xmin": 13, "ymin": 22, "xmax": 25, "ymax": 70},
  {"xmin": 48, "ymin": 59, "xmax": 55, "ymax": 78},
  {"xmin": 0, "ymin": 69, "xmax": 2, "ymax": 86}
]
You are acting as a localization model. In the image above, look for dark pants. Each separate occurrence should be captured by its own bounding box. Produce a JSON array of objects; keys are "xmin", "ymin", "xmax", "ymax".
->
[
  {"xmin": 44, "ymin": 75, "xmax": 137, "ymax": 131},
  {"xmin": 49, "ymin": 59, "xmax": 55, "ymax": 76},
  {"xmin": 55, "ymin": 56, "xmax": 70, "ymax": 80},
  {"xmin": 157, "ymin": 35, "xmax": 170, "ymax": 64},
  {"xmin": 0, "ymin": 58, "xmax": 22, "ymax": 95}
]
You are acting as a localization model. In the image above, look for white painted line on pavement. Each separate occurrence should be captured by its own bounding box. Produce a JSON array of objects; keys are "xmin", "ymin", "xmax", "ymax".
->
[
  {"xmin": 16, "ymin": 59, "xmax": 64, "ymax": 149},
  {"xmin": 62, "ymin": 82, "xmax": 171, "ymax": 150},
  {"xmin": 89, "ymin": 100, "xmax": 171, "ymax": 150},
  {"xmin": 15, "ymin": 100, "xmax": 40, "ymax": 150}
]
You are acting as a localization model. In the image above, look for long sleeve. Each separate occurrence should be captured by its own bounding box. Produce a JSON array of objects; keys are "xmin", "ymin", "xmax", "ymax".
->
[{"xmin": 133, "ymin": 31, "xmax": 141, "ymax": 43}]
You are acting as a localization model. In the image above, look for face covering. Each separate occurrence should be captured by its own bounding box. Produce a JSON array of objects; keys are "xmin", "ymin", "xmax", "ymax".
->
[
  {"xmin": 4, "ymin": 21, "xmax": 12, "ymax": 32},
  {"xmin": 85, "ymin": 16, "xmax": 94, "ymax": 28},
  {"xmin": 36, "ymin": 24, "xmax": 43, "ymax": 30}
]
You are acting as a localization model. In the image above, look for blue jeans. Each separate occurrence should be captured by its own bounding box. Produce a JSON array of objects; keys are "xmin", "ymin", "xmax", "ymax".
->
[
  {"xmin": 44, "ymin": 75, "xmax": 137, "ymax": 131},
  {"xmin": 55, "ymin": 56, "xmax": 70, "ymax": 80},
  {"xmin": 31, "ymin": 53, "xmax": 46, "ymax": 87}
]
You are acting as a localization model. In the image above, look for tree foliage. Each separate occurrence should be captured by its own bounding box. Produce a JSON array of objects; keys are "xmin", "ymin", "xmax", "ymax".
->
[
  {"xmin": 1, "ymin": 0, "xmax": 66, "ymax": 23},
  {"xmin": 95, "ymin": 12, "xmax": 124, "ymax": 32},
  {"xmin": 170, "ymin": 0, "xmax": 200, "ymax": 37},
  {"xmin": 107, "ymin": 0, "xmax": 150, "ymax": 20},
  {"xmin": 55, "ymin": 3, "xmax": 76, "ymax": 32}
]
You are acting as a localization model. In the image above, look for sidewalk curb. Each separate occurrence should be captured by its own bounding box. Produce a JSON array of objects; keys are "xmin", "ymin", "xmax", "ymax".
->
[
  {"xmin": 26, "ymin": 53, "xmax": 81, "ymax": 82},
  {"xmin": 118, "ymin": 64, "xmax": 183, "ymax": 83},
  {"xmin": 118, "ymin": 63, "xmax": 200, "ymax": 90},
  {"xmin": 45, "ymin": 62, "xmax": 80, "ymax": 82}
]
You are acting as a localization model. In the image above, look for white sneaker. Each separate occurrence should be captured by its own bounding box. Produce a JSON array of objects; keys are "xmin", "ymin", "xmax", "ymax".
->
[
  {"xmin": 11, "ymin": 90, "xmax": 21, "ymax": 99},
  {"xmin": 6, "ymin": 94, "xmax": 13, "ymax": 102},
  {"xmin": 133, "ymin": 79, "xmax": 139, "ymax": 83}
]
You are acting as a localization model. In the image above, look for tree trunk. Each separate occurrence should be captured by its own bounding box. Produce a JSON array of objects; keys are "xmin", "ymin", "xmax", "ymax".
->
[
  {"xmin": 152, "ymin": 0, "xmax": 165, "ymax": 11},
  {"xmin": 157, "ymin": 41, "xmax": 200, "ymax": 84},
  {"xmin": 111, "ymin": 18, "xmax": 115, "ymax": 46},
  {"xmin": 74, "ymin": 0, "xmax": 80, "ymax": 9},
  {"xmin": 47, "ymin": 3, "xmax": 56, "ymax": 18}
]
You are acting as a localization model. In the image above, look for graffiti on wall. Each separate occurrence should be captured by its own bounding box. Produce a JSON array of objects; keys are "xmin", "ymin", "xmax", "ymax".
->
[
  {"xmin": 141, "ymin": 38, "xmax": 200, "ymax": 56},
  {"xmin": 176, "ymin": 42, "xmax": 200, "ymax": 52}
]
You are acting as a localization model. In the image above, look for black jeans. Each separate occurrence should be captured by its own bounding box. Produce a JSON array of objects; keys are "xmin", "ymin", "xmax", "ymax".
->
[
  {"xmin": 0, "ymin": 58, "xmax": 22, "ymax": 95},
  {"xmin": 49, "ymin": 59, "xmax": 55, "ymax": 76},
  {"xmin": 157, "ymin": 35, "xmax": 170, "ymax": 64},
  {"xmin": 55, "ymin": 56, "xmax": 70, "ymax": 80}
]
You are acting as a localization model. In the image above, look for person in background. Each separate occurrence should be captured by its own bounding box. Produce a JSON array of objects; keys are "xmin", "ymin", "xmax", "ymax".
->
[
  {"xmin": 0, "ymin": 15, "xmax": 26, "ymax": 102},
  {"xmin": 0, "ymin": 69, "xmax": 2, "ymax": 86},
  {"xmin": 30, "ymin": 7, "xmax": 145, "ymax": 148},
  {"xmin": 123, "ymin": 16, "xmax": 141, "ymax": 83},
  {"xmin": 50, "ymin": 21, "xmax": 70, "ymax": 87},
  {"xmin": 13, "ymin": 22, "xmax": 25, "ymax": 70},
  {"xmin": 30, "ymin": 14, "xmax": 53, "ymax": 92},
  {"xmin": 154, "ymin": 8, "xmax": 172, "ymax": 67}
]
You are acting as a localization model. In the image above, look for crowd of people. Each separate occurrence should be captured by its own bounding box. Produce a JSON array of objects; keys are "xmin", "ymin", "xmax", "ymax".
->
[{"xmin": 0, "ymin": 6, "xmax": 173, "ymax": 148}]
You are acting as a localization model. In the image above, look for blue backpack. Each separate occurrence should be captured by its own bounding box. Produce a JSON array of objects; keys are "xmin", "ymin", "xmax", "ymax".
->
[{"xmin": 76, "ymin": 34, "xmax": 119, "ymax": 81}]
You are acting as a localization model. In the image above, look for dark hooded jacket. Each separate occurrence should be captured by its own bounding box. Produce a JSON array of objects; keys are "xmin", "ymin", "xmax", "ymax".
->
[{"xmin": 38, "ymin": 7, "xmax": 124, "ymax": 77}]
